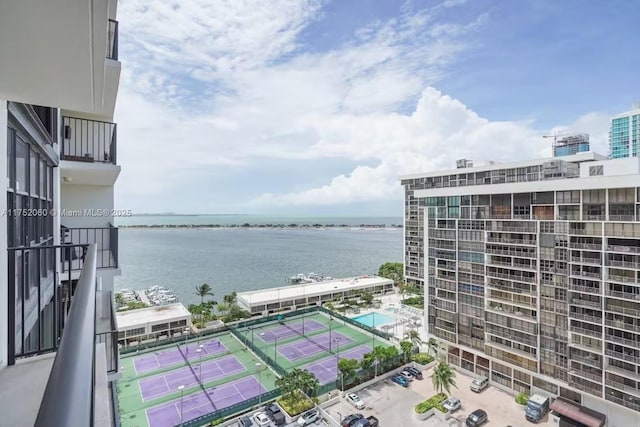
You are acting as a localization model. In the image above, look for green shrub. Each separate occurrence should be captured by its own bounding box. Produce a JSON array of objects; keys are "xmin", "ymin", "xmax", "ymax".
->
[
  {"xmin": 210, "ymin": 419, "xmax": 224, "ymax": 426},
  {"xmin": 412, "ymin": 352, "xmax": 434, "ymax": 364},
  {"xmin": 515, "ymin": 392, "xmax": 529, "ymax": 405},
  {"xmin": 277, "ymin": 391, "xmax": 315, "ymax": 416},
  {"xmin": 414, "ymin": 393, "xmax": 447, "ymax": 414}
]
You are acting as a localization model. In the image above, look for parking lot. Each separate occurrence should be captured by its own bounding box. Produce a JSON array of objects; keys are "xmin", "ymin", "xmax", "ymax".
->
[{"xmin": 324, "ymin": 366, "xmax": 554, "ymax": 427}]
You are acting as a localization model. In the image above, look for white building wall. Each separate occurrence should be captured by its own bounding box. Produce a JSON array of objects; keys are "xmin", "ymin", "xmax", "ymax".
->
[
  {"xmin": 0, "ymin": 101, "xmax": 8, "ymax": 368},
  {"xmin": 60, "ymin": 184, "xmax": 114, "ymax": 228}
]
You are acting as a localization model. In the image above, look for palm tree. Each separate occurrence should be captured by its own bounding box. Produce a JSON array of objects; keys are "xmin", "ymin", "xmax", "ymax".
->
[
  {"xmin": 431, "ymin": 361, "xmax": 457, "ymax": 396},
  {"xmin": 223, "ymin": 291, "xmax": 237, "ymax": 305},
  {"xmin": 194, "ymin": 283, "xmax": 214, "ymax": 326},
  {"xmin": 195, "ymin": 283, "xmax": 214, "ymax": 305},
  {"xmin": 217, "ymin": 303, "xmax": 229, "ymax": 319},
  {"xmin": 427, "ymin": 337, "xmax": 439, "ymax": 357},
  {"xmin": 400, "ymin": 340, "xmax": 413, "ymax": 362},
  {"xmin": 298, "ymin": 369, "xmax": 320, "ymax": 398},
  {"xmin": 373, "ymin": 346, "xmax": 387, "ymax": 375},
  {"xmin": 405, "ymin": 329, "xmax": 423, "ymax": 352}
]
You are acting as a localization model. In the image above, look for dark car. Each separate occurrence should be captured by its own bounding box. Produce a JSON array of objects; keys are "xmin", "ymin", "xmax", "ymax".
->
[
  {"xmin": 391, "ymin": 374, "xmax": 409, "ymax": 387},
  {"xmin": 465, "ymin": 409, "xmax": 488, "ymax": 427},
  {"xmin": 341, "ymin": 413, "xmax": 364, "ymax": 427},
  {"xmin": 352, "ymin": 416, "xmax": 379, "ymax": 427},
  {"xmin": 264, "ymin": 403, "xmax": 286, "ymax": 426},
  {"xmin": 405, "ymin": 366, "xmax": 423, "ymax": 380}
]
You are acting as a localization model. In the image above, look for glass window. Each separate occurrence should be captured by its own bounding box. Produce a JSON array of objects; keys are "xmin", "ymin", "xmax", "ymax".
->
[
  {"xmin": 30, "ymin": 149, "xmax": 38, "ymax": 195},
  {"xmin": 15, "ymin": 136, "xmax": 28, "ymax": 193}
]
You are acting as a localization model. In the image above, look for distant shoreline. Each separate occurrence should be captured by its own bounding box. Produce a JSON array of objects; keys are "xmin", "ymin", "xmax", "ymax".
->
[{"xmin": 120, "ymin": 223, "xmax": 404, "ymax": 229}]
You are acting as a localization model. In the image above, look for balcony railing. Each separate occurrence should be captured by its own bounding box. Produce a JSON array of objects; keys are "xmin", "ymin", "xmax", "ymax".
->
[
  {"xmin": 34, "ymin": 245, "xmax": 97, "ymax": 427},
  {"xmin": 62, "ymin": 225, "xmax": 118, "ymax": 269},
  {"xmin": 107, "ymin": 19, "xmax": 118, "ymax": 60},
  {"xmin": 7, "ymin": 243, "xmax": 90, "ymax": 364},
  {"xmin": 96, "ymin": 290, "xmax": 119, "ymax": 375},
  {"xmin": 61, "ymin": 116, "xmax": 117, "ymax": 164}
]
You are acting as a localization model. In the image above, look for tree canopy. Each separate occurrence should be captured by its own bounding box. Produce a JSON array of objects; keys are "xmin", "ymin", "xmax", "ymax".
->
[{"xmin": 377, "ymin": 262, "xmax": 404, "ymax": 285}]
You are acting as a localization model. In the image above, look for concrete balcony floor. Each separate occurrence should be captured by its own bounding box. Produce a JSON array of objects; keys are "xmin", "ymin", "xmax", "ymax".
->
[{"xmin": 0, "ymin": 353, "xmax": 55, "ymax": 427}]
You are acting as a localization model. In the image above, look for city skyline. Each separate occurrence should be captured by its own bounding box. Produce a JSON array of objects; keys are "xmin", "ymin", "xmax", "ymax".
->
[{"xmin": 114, "ymin": 0, "xmax": 639, "ymax": 216}]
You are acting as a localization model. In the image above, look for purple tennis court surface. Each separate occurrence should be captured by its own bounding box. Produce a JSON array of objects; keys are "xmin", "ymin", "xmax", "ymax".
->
[
  {"xmin": 277, "ymin": 331, "xmax": 354, "ymax": 362},
  {"xmin": 139, "ymin": 355, "xmax": 245, "ymax": 401},
  {"xmin": 302, "ymin": 345, "xmax": 372, "ymax": 384},
  {"xmin": 134, "ymin": 338, "xmax": 227, "ymax": 374},
  {"xmin": 146, "ymin": 375, "xmax": 267, "ymax": 427},
  {"xmin": 256, "ymin": 319, "xmax": 325, "ymax": 343}
]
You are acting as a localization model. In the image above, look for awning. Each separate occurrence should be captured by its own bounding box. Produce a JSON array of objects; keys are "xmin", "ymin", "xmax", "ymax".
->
[{"xmin": 550, "ymin": 397, "xmax": 606, "ymax": 427}]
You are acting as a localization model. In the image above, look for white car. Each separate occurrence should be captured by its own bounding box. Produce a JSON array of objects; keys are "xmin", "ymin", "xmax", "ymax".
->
[
  {"xmin": 442, "ymin": 397, "xmax": 462, "ymax": 412},
  {"xmin": 346, "ymin": 392, "xmax": 365, "ymax": 409},
  {"xmin": 297, "ymin": 409, "xmax": 319, "ymax": 426},
  {"xmin": 400, "ymin": 370, "xmax": 414, "ymax": 381},
  {"xmin": 254, "ymin": 412, "xmax": 272, "ymax": 427}
]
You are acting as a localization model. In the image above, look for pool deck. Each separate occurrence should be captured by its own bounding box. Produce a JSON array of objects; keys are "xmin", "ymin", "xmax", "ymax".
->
[{"xmin": 348, "ymin": 292, "xmax": 428, "ymax": 345}]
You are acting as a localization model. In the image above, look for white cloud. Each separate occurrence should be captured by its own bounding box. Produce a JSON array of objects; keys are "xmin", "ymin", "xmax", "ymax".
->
[
  {"xmin": 112, "ymin": 1, "xmax": 607, "ymax": 212},
  {"xmin": 254, "ymin": 88, "xmax": 611, "ymax": 207}
]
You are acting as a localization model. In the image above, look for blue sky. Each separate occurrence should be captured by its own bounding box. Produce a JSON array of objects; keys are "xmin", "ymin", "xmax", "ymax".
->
[{"xmin": 114, "ymin": 0, "xmax": 640, "ymax": 216}]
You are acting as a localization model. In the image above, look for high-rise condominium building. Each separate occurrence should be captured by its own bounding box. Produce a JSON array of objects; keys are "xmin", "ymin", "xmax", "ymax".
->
[
  {"xmin": 610, "ymin": 104, "xmax": 640, "ymax": 159},
  {"xmin": 0, "ymin": 1, "xmax": 122, "ymax": 425},
  {"xmin": 402, "ymin": 152, "xmax": 640, "ymax": 426}
]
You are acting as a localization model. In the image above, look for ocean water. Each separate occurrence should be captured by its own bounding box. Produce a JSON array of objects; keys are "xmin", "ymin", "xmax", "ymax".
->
[
  {"xmin": 115, "ymin": 214, "xmax": 402, "ymax": 227},
  {"xmin": 114, "ymin": 219, "xmax": 403, "ymax": 306}
]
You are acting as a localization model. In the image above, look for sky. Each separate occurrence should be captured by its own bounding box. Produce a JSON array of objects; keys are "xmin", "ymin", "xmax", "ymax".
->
[{"xmin": 114, "ymin": 0, "xmax": 640, "ymax": 216}]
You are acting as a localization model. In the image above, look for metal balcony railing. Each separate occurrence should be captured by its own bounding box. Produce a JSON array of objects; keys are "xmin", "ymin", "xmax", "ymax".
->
[
  {"xmin": 7, "ymin": 243, "xmax": 90, "ymax": 364},
  {"xmin": 62, "ymin": 225, "xmax": 118, "ymax": 269},
  {"xmin": 96, "ymin": 290, "xmax": 119, "ymax": 375},
  {"xmin": 61, "ymin": 116, "xmax": 117, "ymax": 164},
  {"xmin": 34, "ymin": 245, "xmax": 97, "ymax": 427},
  {"xmin": 107, "ymin": 19, "xmax": 118, "ymax": 60}
]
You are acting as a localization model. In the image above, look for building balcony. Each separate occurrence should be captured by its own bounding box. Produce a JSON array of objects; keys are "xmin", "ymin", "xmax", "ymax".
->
[
  {"xmin": 606, "ymin": 348, "xmax": 640, "ymax": 365},
  {"xmin": 570, "ymin": 325, "xmax": 602, "ymax": 339},
  {"xmin": 1, "ymin": 245, "xmax": 118, "ymax": 426},
  {"xmin": 570, "ymin": 256, "xmax": 602, "ymax": 266},
  {"xmin": 605, "ymin": 334, "xmax": 640, "ymax": 349},
  {"xmin": 61, "ymin": 225, "xmax": 119, "ymax": 271},
  {"xmin": 605, "ymin": 389, "xmax": 640, "ymax": 413},
  {"xmin": 570, "ymin": 242, "xmax": 602, "ymax": 250},
  {"xmin": 570, "ymin": 297, "xmax": 601, "ymax": 309},
  {"xmin": 570, "ymin": 311, "xmax": 603, "ymax": 325},
  {"xmin": 605, "ymin": 318, "xmax": 640, "ymax": 334},
  {"xmin": 608, "ymin": 245, "xmax": 640, "ymax": 254},
  {"xmin": 570, "ymin": 353, "xmax": 603, "ymax": 369},
  {"xmin": 605, "ymin": 289, "xmax": 640, "ymax": 301},
  {"xmin": 568, "ymin": 363, "xmax": 603, "ymax": 383},
  {"xmin": 61, "ymin": 116, "xmax": 117, "ymax": 165},
  {"xmin": 607, "ymin": 274, "xmax": 637, "ymax": 284},
  {"xmin": 568, "ymin": 283, "xmax": 601, "ymax": 295},
  {"xmin": 606, "ymin": 259, "xmax": 640, "ymax": 270},
  {"xmin": 606, "ymin": 303, "xmax": 640, "ymax": 318}
]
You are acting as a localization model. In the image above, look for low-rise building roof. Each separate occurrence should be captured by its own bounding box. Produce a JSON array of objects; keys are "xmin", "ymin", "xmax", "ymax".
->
[{"xmin": 116, "ymin": 303, "xmax": 191, "ymax": 330}]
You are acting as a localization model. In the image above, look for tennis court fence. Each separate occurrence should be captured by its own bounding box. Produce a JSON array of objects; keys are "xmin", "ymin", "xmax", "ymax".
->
[
  {"xmin": 229, "ymin": 327, "xmax": 287, "ymax": 377},
  {"xmin": 179, "ymin": 388, "xmax": 281, "ymax": 427}
]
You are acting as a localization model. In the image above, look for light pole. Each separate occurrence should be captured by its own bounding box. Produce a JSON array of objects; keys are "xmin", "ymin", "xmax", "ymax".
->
[
  {"xmin": 178, "ymin": 385, "xmax": 185, "ymax": 426},
  {"xmin": 274, "ymin": 337, "xmax": 279, "ymax": 363},
  {"xmin": 196, "ymin": 346, "xmax": 204, "ymax": 384},
  {"xmin": 256, "ymin": 362, "xmax": 263, "ymax": 404},
  {"xmin": 183, "ymin": 328, "xmax": 190, "ymax": 351}
]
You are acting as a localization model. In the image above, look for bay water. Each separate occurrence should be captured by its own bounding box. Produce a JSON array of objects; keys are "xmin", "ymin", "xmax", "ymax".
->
[{"xmin": 114, "ymin": 216, "xmax": 403, "ymax": 306}]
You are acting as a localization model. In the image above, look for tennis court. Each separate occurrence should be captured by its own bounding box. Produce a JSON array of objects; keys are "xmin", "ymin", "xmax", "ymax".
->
[
  {"xmin": 235, "ymin": 310, "xmax": 392, "ymax": 381},
  {"xmin": 116, "ymin": 332, "xmax": 277, "ymax": 427},
  {"xmin": 146, "ymin": 375, "xmax": 266, "ymax": 427}
]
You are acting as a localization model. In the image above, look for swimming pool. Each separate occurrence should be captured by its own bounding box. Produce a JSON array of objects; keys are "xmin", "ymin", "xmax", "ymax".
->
[{"xmin": 352, "ymin": 312, "xmax": 395, "ymax": 327}]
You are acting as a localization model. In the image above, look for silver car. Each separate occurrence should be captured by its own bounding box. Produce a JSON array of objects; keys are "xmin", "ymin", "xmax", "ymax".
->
[{"xmin": 442, "ymin": 397, "xmax": 462, "ymax": 412}]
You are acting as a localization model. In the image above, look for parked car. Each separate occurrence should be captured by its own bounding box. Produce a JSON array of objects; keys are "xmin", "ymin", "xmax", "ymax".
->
[
  {"xmin": 465, "ymin": 409, "xmax": 488, "ymax": 427},
  {"xmin": 405, "ymin": 366, "xmax": 423, "ymax": 380},
  {"xmin": 297, "ymin": 409, "xmax": 320, "ymax": 426},
  {"xmin": 341, "ymin": 413, "xmax": 363, "ymax": 427},
  {"xmin": 442, "ymin": 397, "xmax": 462, "ymax": 412},
  {"xmin": 254, "ymin": 412, "xmax": 272, "ymax": 427},
  {"xmin": 238, "ymin": 415, "xmax": 254, "ymax": 427},
  {"xmin": 391, "ymin": 374, "xmax": 409, "ymax": 387},
  {"xmin": 399, "ymin": 370, "xmax": 414, "ymax": 381},
  {"xmin": 470, "ymin": 376, "xmax": 489, "ymax": 393},
  {"xmin": 352, "ymin": 416, "xmax": 379, "ymax": 427},
  {"xmin": 264, "ymin": 403, "xmax": 286, "ymax": 426},
  {"xmin": 346, "ymin": 393, "xmax": 365, "ymax": 409}
]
